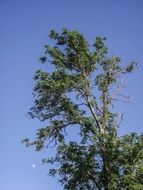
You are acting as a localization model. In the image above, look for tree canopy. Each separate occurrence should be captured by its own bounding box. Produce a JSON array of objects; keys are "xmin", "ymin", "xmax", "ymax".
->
[{"xmin": 23, "ymin": 29, "xmax": 143, "ymax": 190}]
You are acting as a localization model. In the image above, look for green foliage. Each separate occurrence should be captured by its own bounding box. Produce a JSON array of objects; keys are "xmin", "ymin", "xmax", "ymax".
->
[{"xmin": 23, "ymin": 29, "xmax": 142, "ymax": 190}]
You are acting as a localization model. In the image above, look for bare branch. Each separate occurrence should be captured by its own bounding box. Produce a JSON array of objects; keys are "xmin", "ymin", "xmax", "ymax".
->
[
  {"xmin": 114, "ymin": 112, "xmax": 124, "ymax": 130},
  {"xmin": 85, "ymin": 94, "xmax": 104, "ymax": 134}
]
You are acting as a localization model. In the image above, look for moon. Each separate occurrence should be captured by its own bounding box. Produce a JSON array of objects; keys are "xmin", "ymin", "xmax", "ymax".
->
[{"xmin": 32, "ymin": 163, "xmax": 36, "ymax": 168}]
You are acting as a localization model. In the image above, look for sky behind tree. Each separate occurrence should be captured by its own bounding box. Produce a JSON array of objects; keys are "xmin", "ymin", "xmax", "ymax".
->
[{"xmin": 0, "ymin": 0, "xmax": 143, "ymax": 189}]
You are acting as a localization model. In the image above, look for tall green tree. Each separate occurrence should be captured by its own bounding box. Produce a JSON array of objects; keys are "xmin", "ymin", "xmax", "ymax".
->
[{"xmin": 23, "ymin": 29, "xmax": 143, "ymax": 190}]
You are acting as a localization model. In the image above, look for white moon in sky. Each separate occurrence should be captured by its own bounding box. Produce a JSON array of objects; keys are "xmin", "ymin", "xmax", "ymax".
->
[{"xmin": 32, "ymin": 164, "xmax": 36, "ymax": 168}]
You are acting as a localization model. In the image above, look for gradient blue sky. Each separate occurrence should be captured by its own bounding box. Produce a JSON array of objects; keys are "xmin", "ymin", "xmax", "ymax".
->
[{"xmin": 0, "ymin": 1, "xmax": 143, "ymax": 189}]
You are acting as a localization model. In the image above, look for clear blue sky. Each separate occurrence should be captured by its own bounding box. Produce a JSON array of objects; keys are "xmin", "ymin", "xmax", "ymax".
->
[{"xmin": 0, "ymin": 0, "xmax": 143, "ymax": 189}]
